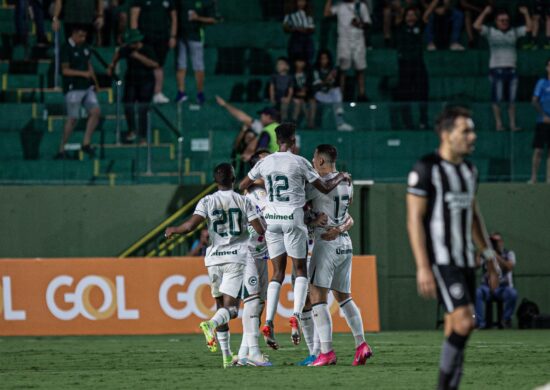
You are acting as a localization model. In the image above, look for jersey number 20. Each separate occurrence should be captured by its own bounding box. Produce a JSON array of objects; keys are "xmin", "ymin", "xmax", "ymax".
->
[{"xmin": 212, "ymin": 208, "xmax": 243, "ymax": 237}]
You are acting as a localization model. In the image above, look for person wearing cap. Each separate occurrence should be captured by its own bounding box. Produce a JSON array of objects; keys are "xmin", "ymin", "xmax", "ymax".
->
[
  {"xmin": 107, "ymin": 29, "xmax": 159, "ymax": 143},
  {"xmin": 215, "ymin": 96, "xmax": 281, "ymax": 157}
]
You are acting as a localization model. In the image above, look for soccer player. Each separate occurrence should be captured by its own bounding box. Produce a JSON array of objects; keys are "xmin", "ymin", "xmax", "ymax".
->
[
  {"xmin": 239, "ymin": 123, "xmax": 351, "ymax": 349},
  {"xmin": 237, "ymin": 149, "xmax": 272, "ymax": 366},
  {"xmin": 165, "ymin": 163, "xmax": 265, "ymax": 368},
  {"xmin": 306, "ymin": 144, "xmax": 373, "ymax": 366},
  {"xmin": 406, "ymin": 107, "xmax": 500, "ymax": 389}
]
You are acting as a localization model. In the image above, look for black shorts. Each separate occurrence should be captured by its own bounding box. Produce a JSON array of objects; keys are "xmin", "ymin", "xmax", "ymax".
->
[
  {"xmin": 432, "ymin": 264, "xmax": 476, "ymax": 313},
  {"xmin": 143, "ymin": 36, "xmax": 169, "ymax": 66},
  {"xmin": 534, "ymin": 0, "xmax": 550, "ymax": 16},
  {"xmin": 533, "ymin": 122, "xmax": 550, "ymax": 149}
]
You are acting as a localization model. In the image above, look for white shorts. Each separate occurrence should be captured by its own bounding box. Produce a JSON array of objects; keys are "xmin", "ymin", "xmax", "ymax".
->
[
  {"xmin": 264, "ymin": 208, "xmax": 309, "ymax": 259},
  {"xmin": 207, "ymin": 263, "xmax": 245, "ymax": 299},
  {"xmin": 244, "ymin": 253, "xmax": 269, "ymax": 301},
  {"xmin": 309, "ymin": 232, "xmax": 353, "ymax": 293},
  {"xmin": 65, "ymin": 88, "xmax": 100, "ymax": 119},
  {"xmin": 337, "ymin": 38, "xmax": 367, "ymax": 71}
]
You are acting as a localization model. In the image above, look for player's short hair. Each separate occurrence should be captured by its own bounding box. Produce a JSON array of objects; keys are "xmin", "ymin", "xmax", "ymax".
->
[
  {"xmin": 249, "ymin": 149, "xmax": 270, "ymax": 169},
  {"xmin": 315, "ymin": 144, "xmax": 338, "ymax": 163},
  {"xmin": 275, "ymin": 122, "xmax": 296, "ymax": 144},
  {"xmin": 213, "ymin": 163, "xmax": 235, "ymax": 186},
  {"xmin": 435, "ymin": 106, "xmax": 472, "ymax": 135}
]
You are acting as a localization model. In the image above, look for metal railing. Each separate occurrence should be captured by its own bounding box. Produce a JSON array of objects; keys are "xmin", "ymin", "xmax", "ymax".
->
[{"xmin": 118, "ymin": 182, "xmax": 216, "ymax": 258}]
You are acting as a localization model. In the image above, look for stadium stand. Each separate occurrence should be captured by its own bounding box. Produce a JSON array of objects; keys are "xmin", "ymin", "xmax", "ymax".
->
[{"xmin": 0, "ymin": 0, "xmax": 548, "ymax": 185}]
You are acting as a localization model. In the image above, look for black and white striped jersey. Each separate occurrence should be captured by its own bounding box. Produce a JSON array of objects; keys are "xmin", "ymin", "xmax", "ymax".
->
[
  {"xmin": 283, "ymin": 10, "xmax": 315, "ymax": 30},
  {"xmin": 407, "ymin": 153, "xmax": 478, "ymax": 268}
]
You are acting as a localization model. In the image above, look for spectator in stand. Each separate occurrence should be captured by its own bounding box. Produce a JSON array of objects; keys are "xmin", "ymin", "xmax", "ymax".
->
[
  {"xmin": 324, "ymin": 0, "xmax": 371, "ymax": 102},
  {"xmin": 474, "ymin": 5, "xmax": 532, "ymax": 131},
  {"xmin": 475, "ymin": 232, "xmax": 518, "ymax": 329},
  {"xmin": 313, "ymin": 49, "xmax": 353, "ymax": 131},
  {"xmin": 189, "ymin": 228, "xmax": 209, "ymax": 256},
  {"xmin": 460, "ymin": 0, "xmax": 488, "ymax": 47},
  {"xmin": 394, "ymin": 6, "xmax": 428, "ymax": 129},
  {"xmin": 529, "ymin": 58, "xmax": 550, "ymax": 184},
  {"xmin": 107, "ymin": 29, "xmax": 159, "ymax": 144},
  {"xmin": 382, "ymin": 0, "xmax": 425, "ymax": 47},
  {"xmin": 15, "ymin": 0, "xmax": 49, "ymax": 46},
  {"xmin": 269, "ymin": 57, "xmax": 294, "ymax": 121},
  {"xmin": 292, "ymin": 56, "xmax": 316, "ymax": 129},
  {"xmin": 231, "ymin": 128, "xmax": 257, "ymax": 180},
  {"xmin": 524, "ymin": 0, "xmax": 550, "ymax": 50},
  {"xmin": 423, "ymin": 0, "xmax": 465, "ymax": 50},
  {"xmin": 52, "ymin": 0, "xmax": 104, "ymax": 44},
  {"xmin": 130, "ymin": 0, "xmax": 177, "ymax": 104},
  {"xmin": 55, "ymin": 26, "xmax": 100, "ymax": 160},
  {"xmin": 175, "ymin": 0, "xmax": 217, "ymax": 105},
  {"xmin": 99, "ymin": 0, "xmax": 129, "ymax": 47},
  {"xmin": 215, "ymin": 96, "xmax": 281, "ymax": 155},
  {"xmin": 283, "ymin": 0, "xmax": 316, "ymax": 65}
]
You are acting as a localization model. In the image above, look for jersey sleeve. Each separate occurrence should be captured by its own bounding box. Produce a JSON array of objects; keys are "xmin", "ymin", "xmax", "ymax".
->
[
  {"xmin": 480, "ymin": 25, "xmax": 489, "ymax": 37},
  {"xmin": 360, "ymin": 3, "xmax": 371, "ymax": 24},
  {"xmin": 193, "ymin": 197, "xmax": 209, "ymax": 218},
  {"xmin": 407, "ymin": 160, "xmax": 432, "ymax": 197},
  {"xmin": 533, "ymin": 79, "xmax": 545, "ymax": 98},
  {"xmin": 507, "ymin": 250, "xmax": 517, "ymax": 267},
  {"xmin": 245, "ymin": 197, "xmax": 259, "ymax": 222},
  {"xmin": 515, "ymin": 26, "xmax": 527, "ymax": 38},
  {"xmin": 305, "ymin": 182, "xmax": 320, "ymax": 201},
  {"xmin": 301, "ymin": 158, "xmax": 320, "ymax": 183},
  {"xmin": 248, "ymin": 158, "xmax": 263, "ymax": 181}
]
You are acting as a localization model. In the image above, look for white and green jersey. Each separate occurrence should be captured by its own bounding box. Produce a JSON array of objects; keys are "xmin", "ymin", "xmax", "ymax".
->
[
  {"xmin": 248, "ymin": 151, "xmax": 320, "ymax": 222},
  {"xmin": 306, "ymin": 172, "xmax": 353, "ymax": 236},
  {"xmin": 194, "ymin": 189, "xmax": 259, "ymax": 267},
  {"xmin": 245, "ymin": 186, "xmax": 269, "ymax": 260}
]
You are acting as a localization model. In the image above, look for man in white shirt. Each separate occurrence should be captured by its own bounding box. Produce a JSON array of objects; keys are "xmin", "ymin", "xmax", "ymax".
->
[
  {"xmin": 239, "ymin": 123, "xmax": 351, "ymax": 350},
  {"xmin": 324, "ymin": 0, "xmax": 371, "ymax": 101},
  {"xmin": 165, "ymin": 163, "xmax": 265, "ymax": 368}
]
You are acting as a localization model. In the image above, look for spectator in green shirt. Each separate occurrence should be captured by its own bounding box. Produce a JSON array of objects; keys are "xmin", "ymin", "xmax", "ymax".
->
[
  {"xmin": 175, "ymin": 0, "xmax": 217, "ymax": 105},
  {"xmin": 52, "ymin": 0, "xmax": 104, "ymax": 44},
  {"xmin": 55, "ymin": 26, "xmax": 101, "ymax": 159},
  {"xmin": 107, "ymin": 29, "xmax": 159, "ymax": 143},
  {"xmin": 130, "ymin": 0, "xmax": 177, "ymax": 104}
]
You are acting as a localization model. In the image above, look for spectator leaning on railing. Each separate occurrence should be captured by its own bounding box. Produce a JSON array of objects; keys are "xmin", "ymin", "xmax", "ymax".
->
[
  {"xmin": 130, "ymin": 0, "xmax": 177, "ymax": 104},
  {"xmin": 474, "ymin": 5, "xmax": 532, "ymax": 132},
  {"xmin": 55, "ymin": 26, "xmax": 101, "ymax": 160}
]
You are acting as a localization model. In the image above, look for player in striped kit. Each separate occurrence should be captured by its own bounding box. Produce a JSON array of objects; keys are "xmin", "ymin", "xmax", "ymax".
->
[{"xmin": 407, "ymin": 107, "xmax": 500, "ymax": 389}]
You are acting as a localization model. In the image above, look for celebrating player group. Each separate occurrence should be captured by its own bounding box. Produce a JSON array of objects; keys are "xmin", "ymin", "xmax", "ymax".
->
[
  {"xmin": 165, "ymin": 122, "xmax": 373, "ymax": 368},
  {"xmin": 165, "ymin": 106, "xmax": 504, "ymax": 390}
]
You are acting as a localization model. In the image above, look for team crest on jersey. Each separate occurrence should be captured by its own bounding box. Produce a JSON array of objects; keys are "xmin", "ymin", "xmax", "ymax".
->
[
  {"xmin": 449, "ymin": 283, "xmax": 464, "ymax": 300},
  {"xmin": 248, "ymin": 276, "xmax": 258, "ymax": 286}
]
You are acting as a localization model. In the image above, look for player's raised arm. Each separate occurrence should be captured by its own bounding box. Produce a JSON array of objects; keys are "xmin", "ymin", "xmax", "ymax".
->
[
  {"xmin": 471, "ymin": 200, "xmax": 500, "ymax": 290},
  {"xmin": 165, "ymin": 214, "xmax": 205, "ymax": 238},
  {"xmin": 407, "ymin": 193, "xmax": 436, "ymax": 299},
  {"xmin": 311, "ymin": 172, "xmax": 351, "ymax": 194}
]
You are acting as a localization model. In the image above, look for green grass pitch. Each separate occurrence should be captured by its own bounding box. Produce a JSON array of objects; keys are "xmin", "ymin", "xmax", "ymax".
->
[{"xmin": 2, "ymin": 330, "xmax": 549, "ymax": 389}]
